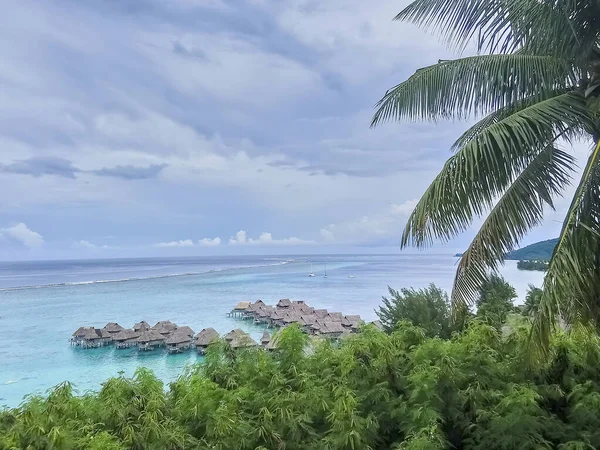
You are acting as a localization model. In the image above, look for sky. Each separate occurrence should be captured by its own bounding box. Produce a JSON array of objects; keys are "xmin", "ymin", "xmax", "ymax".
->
[{"xmin": 0, "ymin": 0, "xmax": 593, "ymax": 260}]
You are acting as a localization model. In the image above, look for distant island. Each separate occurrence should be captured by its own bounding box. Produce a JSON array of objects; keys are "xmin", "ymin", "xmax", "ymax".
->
[
  {"xmin": 454, "ymin": 238, "xmax": 558, "ymax": 271},
  {"xmin": 505, "ymin": 238, "xmax": 558, "ymax": 260}
]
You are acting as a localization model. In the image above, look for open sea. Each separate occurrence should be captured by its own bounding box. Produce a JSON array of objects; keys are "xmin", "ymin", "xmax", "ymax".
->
[{"xmin": 0, "ymin": 254, "xmax": 544, "ymax": 408}]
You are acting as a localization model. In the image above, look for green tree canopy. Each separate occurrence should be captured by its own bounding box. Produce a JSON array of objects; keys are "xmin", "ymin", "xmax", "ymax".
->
[
  {"xmin": 376, "ymin": 284, "xmax": 454, "ymax": 337},
  {"xmin": 372, "ymin": 0, "xmax": 600, "ymax": 353}
]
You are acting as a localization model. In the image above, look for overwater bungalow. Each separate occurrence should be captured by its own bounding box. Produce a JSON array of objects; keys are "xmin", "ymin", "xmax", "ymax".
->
[
  {"xmin": 113, "ymin": 329, "xmax": 140, "ymax": 349},
  {"xmin": 195, "ymin": 328, "xmax": 220, "ymax": 354},
  {"xmin": 79, "ymin": 327, "xmax": 111, "ymax": 348},
  {"xmin": 318, "ymin": 321, "xmax": 345, "ymax": 338},
  {"xmin": 282, "ymin": 312, "xmax": 302, "ymax": 326},
  {"xmin": 269, "ymin": 310, "xmax": 286, "ymax": 328},
  {"xmin": 314, "ymin": 309, "xmax": 328, "ymax": 319},
  {"xmin": 165, "ymin": 331, "xmax": 193, "ymax": 353},
  {"xmin": 229, "ymin": 331, "xmax": 258, "ymax": 349},
  {"xmin": 133, "ymin": 321, "xmax": 151, "ymax": 332},
  {"xmin": 228, "ymin": 301, "xmax": 251, "ymax": 318},
  {"xmin": 276, "ymin": 298, "xmax": 292, "ymax": 309},
  {"xmin": 254, "ymin": 306, "xmax": 273, "ymax": 324},
  {"xmin": 71, "ymin": 326, "xmax": 93, "ymax": 346},
  {"xmin": 137, "ymin": 329, "xmax": 165, "ymax": 351},
  {"xmin": 175, "ymin": 325, "xmax": 195, "ymax": 337},
  {"xmin": 342, "ymin": 315, "xmax": 362, "ymax": 331},
  {"xmin": 246, "ymin": 300, "xmax": 265, "ymax": 318},
  {"xmin": 152, "ymin": 321, "xmax": 178, "ymax": 336},
  {"xmin": 103, "ymin": 322, "xmax": 125, "ymax": 335},
  {"xmin": 260, "ymin": 330, "xmax": 271, "ymax": 347},
  {"xmin": 325, "ymin": 312, "xmax": 344, "ymax": 322}
]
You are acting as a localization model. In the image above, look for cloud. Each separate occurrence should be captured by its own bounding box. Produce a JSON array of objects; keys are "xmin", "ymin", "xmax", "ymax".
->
[
  {"xmin": 155, "ymin": 237, "xmax": 222, "ymax": 248},
  {"xmin": 199, "ymin": 237, "xmax": 221, "ymax": 247},
  {"xmin": 91, "ymin": 164, "xmax": 167, "ymax": 180},
  {"xmin": 155, "ymin": 239, "xmax": 195, "ymax": 248},
  {"xmin": 229, "ymin": 230, "xmax": 313, "ymax": 246},
  {"xmin": 1, "ymin": 223, "xmax": 44, "ymax": 249},
  {"xmin": 319, "ymin": 199, "xmax": 418, "ymax": 245},
  {"xmin": 0, "ymin": 157, "xmax": 80, "ymax": 179},
  {"xmin": 75, "ymin": 240, "xmax": 110, "ymax": 250}
]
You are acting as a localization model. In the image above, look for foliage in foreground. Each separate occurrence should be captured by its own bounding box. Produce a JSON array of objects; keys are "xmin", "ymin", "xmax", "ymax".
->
[
  {"xmin": 4, "ymin": 317, "xmax": 600, "ymax": 449},
  {"xmin": 372, "ymin": 0, "xmax": 600, "ymax": 351}
]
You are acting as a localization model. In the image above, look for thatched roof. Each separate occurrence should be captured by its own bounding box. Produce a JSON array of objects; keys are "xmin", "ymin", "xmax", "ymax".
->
[
  {"xmin": 152, "ymin": 320, "xmax": 177, "ymax": 330},
  {"xmin": 175, "ymin": 326, "xmax": 195, "ymax": 337},
  {"xmin": 134, "ymin": 321, "xmax": 151, "ymax": 332},
  {"xmin": 314, "ymin": 309, "xmax": 328, "ymax": 318},
  {"xmin": 277, "ymin": 298, "xmax": 292, "ymax": 308},
  {"xmin": 195, "ymin": 328, "xmax": 220, "ymax": 346},
  {"xmin": 100, "ymin": 328, "xmax": 112, "ymax": 339},
  {"xmin": 299, "ymin": 315, "xmax": 317, "ymax": 326},
  {"xmin": 229, "ymin": 332, "xmax": 257, "ymax": 349},
  {"xmin": 73, "ymin": 326, "xmax": 94, "ymax": 337},
  {"xmin": 165, "ymin": 331, "xmax": 192, "ymax": 345},
  {"xmin": 291, "ymin": 300, "xmax": 305, "ymax": 305},
  {"xmin": 265, "ymin": 338, "xmax": 277, "ymax": 350},
  {"xmin": 256, "ymin": 307, "xmax": 272, "ymax": 318},
  {"xmin": 247, "ymin": 300, "xmax": 265, "ymax": 312},
  {"xmin": 370, "ymin": 320, "xmax": 384, "ymax": 331},
  {"xmin": 320, "ymin": 321, "xmax": 345, "ymax": 334},
  {"xmin": 113, "ymin": 329, "xmax": 139, "ymax": 342},
  {"xmin": 342, "ymin": 315, "xmax": 361, "ymax": 327},
  {"xmin": 261, "ymin": 330, "xmax": 271, "ymax": 344},
  {"xmin": 224, "ymin": 328, "xmax": 245, "ymax": 342},
  {"xmin": 103, "ymin": 322, "xmax": 124, "ymax": 333},
  {"xmin": 233, "ymin": 301, "xmax": 251, "ymax": 311},
  {"xmin": 137, "ymin": 329, "xmax": 165, "ymax": 343},
  {"xmin": 326, "ymin": 312, "xmax": 344, "ymax": 322},
  {"xmin": 282, "ymin": 313, "xmax": 302, "ymax": 324}
]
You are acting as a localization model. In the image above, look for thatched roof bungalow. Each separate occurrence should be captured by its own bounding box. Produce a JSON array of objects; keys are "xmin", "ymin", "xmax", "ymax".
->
[
  {"xmin": 370, "ymin": 320, "xmax": 384, "ymax": 331},
  {"xmin": 318, "ymin": 321, "xmax": 345, "ymax": 338},
  {"xmin": 72, "ymin": 327, "xmax": 111, "ymax": 348},
  {"xmin": 229, "ymin": 332, "xmax": 257, "ymax": 349},
  {"xmin": 342, "ymin": 315, "xmax": 362, "ymax": 331},
  {"xmin": 137, "ymin": 329, "xmax": 165, "ymax": 351},
  {"xmin": 247, "ymin": 300, "xmax": 265, "ymax": 312},
  {"xmin": 260, "ymin": 330, "xmax": 271, "ymax": 347},
  {"xmin": 134, "ymin": 321, "xmax": 151, "ymax": 332},
  {"xmin": 314, "ymin": 309, "xmax": 328, "ymax": 319},
  {"xmin": 113, "ymin": 329, "xmax": 140, "ymax": 349},
  {"xmin": 195, "ymin": 327, "xmax": 220, "ymax": 354},
  {"xmin": 276, "ymin": 298, "xmax": 292, "ymax": 308},
  {"xmin": 166, "ymin": 331, "xmax": 193, "ymax": 353},
  {"xmin": 152, "ymin": 321, "xmax": 178, "ymax": 336},
  {"xmin": 282, "ymin": 313, "xmax": 302, "ymax": 326},
  {"xmin": 175, "ymin": 325, "xmax": 195, "ymax": 337},
  {"xmin": 103, "ymin": 322, "xmax": 125, "ymax": 334},
  {"xmin": 325, "ymin": 312, "xmax": 344, "ymax": 322}
]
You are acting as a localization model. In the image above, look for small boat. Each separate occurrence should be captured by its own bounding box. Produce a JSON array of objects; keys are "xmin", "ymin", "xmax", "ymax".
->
[
  {"xmin": 348, "ymin": 275, "xmax": 356, "ymax": 279},
  {"xmin": 324, "ymin": 263, "xmax": 328, "ymax": 278},
  {"xmin": 308, "ymin": 261, "xmax": 316, "ymax": 277}
]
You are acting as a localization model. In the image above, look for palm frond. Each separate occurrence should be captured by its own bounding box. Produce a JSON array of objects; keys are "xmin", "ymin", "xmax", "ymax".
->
[
  {"xmin": 532, "ymin": 139, "xmax": 600, "ymax": 355},
  {"xmin": 452, "ymin": 146, "xmax": 575, "ymax": 309},
  {"xmin": 451, "ymin": 89, "xmax": 572, "ymax": 151},
  {"xmin": 371, "ymin": 55, "xmax": 575, "ymax": 125},
  {"xmin": 401, "ymin": 92, "xmax": 593, "ymax": 248},
  {"xmin": 396, "ymin": 0, "xmax": 588, "ymax": 56}
]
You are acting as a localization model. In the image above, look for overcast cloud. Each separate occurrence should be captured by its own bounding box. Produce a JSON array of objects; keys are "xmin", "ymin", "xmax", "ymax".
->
[{"xmin": 0, "ymin": 0, "xmax": 583, "ymax": 260}]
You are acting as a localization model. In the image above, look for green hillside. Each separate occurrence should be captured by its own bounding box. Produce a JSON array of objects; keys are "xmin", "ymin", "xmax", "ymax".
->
[{"xmin": 505, "ymin": 238, "xmax": 558, "ymax": 261}]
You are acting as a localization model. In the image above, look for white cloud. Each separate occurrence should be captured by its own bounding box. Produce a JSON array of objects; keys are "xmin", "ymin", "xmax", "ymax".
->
[
  {"xmin": 75, "ymin": 240, "xmax": 109, "ymax": 250},
  {"xmin": 229, "ymin": 230, "xmax": 313, "ymax": 246},
  {"xmin": 155, "ymin": 239, "xmax": 195, "ymax": 248},
  {"xmin": 320, "ymin": 199, "xmax": 418, "ymax": 244},
  {"xmin": 1, "ymin": 223, "xmax": 44, "ymax": 249},
  {"xmin": 199, "ymin": 237, "xmax": 221, "ymax": 247},
  {"xmin": 155, "ymin": 237, "xmax": 221, "ymax": 248}
]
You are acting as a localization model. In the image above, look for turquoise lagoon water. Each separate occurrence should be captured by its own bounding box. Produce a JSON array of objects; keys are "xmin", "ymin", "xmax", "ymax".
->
[{"xmin": 0, "ymin": 254, "xmax": 544, "ymax": 407}]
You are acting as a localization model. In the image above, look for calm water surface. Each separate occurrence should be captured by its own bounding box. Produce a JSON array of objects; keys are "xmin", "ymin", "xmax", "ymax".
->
[{"xmin": 0, "ymin": 254, "xmax": 544, "ymax": 407}]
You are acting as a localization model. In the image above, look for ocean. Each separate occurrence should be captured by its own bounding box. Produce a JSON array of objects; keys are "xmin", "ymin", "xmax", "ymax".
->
[{"xmin": 0, "ymin": 254, "xmax": 544, "ymax": 408}]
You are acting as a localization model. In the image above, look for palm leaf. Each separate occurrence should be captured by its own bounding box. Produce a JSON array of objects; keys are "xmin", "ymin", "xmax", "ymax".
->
[
  {"xmin": 452, "ymin": 146, "xmax": 575, "ymax": 309},
  {"xmin": 401, "ymin": 92, "xmax": 593, "ymax": 248},
  {"xmin": 371, "ymin": 54, "xmax": 575, "ymax": 125},
  {"xmin": 532, "ymin": 139, "xmax": 600, "ymax": 355},
  {"xmin": 395, "ymin": 0, "xmax": 587, "ymax": 55}
]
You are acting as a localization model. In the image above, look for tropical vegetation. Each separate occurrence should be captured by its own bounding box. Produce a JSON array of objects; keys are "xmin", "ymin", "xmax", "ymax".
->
[
  {"xmin": 517, "ymin": 260, "xmax": 550, "ymax": 271},
  {"xmin": 372, "ymin": 0, "xmax": 600, "ymax": 351},
  {"xmin": 5, "ymin": 279, "xmax": 600, "ymax": 449}
]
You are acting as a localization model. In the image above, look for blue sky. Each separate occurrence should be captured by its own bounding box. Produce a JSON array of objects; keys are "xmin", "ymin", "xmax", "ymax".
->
[{"xmin": 0, "ymin": 0, "xmax": 587, "ymax": 260}]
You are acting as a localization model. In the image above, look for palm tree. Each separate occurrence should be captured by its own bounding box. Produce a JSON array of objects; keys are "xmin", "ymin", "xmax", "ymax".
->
[{"xmin": 372, "ymin": 0, "xmax": 600, "ymax": 352}]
